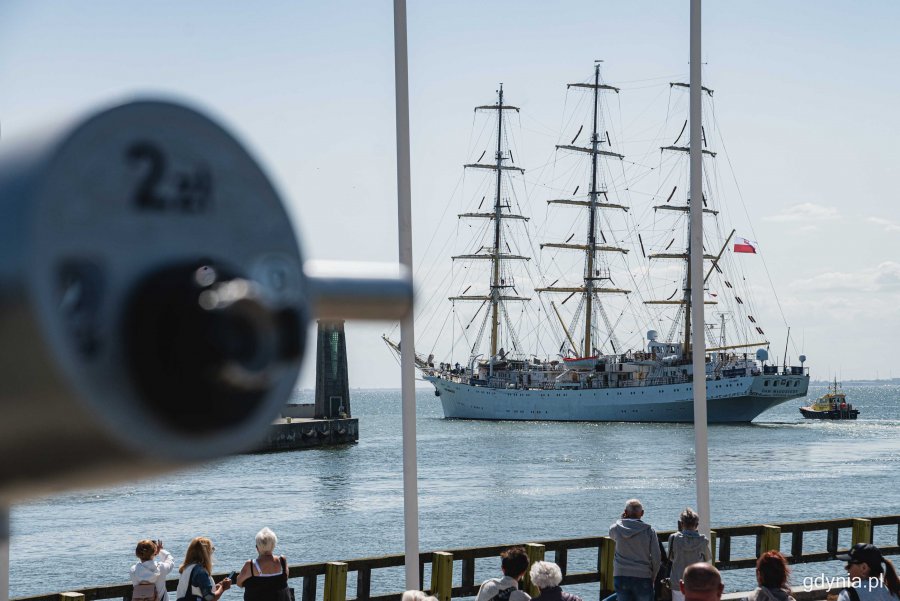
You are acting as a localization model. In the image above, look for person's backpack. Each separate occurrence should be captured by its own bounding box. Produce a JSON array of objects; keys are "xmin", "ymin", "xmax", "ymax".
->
[
  {"xmin": 655, "ymin": 539, "xmax": 672, "ymax": 601},
  {"xmin": 132, "ymin": 582, "xmax": 158, "ymax": 601},
  {"xmin": 843, "ymin": 588, "xmax": 860, "ymax": 601},
  {"xmin": 492, "ymin": 587, "xmax": 516, "ymax": 601}
]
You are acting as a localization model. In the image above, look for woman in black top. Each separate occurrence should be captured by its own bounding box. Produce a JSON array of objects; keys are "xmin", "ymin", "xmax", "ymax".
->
[{"xmin": 236, "ymin": 527, "xmax": 290, "ymax": 601}]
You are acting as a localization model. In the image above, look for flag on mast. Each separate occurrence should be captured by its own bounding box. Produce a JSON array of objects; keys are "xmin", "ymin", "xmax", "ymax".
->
[{"xmin": 734, "ymin": 237, "xmax": 758, "ymax": 254}]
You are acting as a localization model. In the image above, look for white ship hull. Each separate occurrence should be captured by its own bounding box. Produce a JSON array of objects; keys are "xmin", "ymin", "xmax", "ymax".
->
[{"xmin": 426, "ymin": 373, "xmax": 809, "ymax": 423}]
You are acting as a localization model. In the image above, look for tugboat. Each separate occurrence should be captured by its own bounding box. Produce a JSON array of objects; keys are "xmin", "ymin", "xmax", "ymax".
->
[{"xmin": 800, "ymin": 379, "xmax": 859, "ymax": 420}]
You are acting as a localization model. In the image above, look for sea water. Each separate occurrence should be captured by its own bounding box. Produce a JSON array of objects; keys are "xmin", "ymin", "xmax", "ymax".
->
[{"xmin": 10, "ymin": 384, "xmax": 900, "ymax": 598}]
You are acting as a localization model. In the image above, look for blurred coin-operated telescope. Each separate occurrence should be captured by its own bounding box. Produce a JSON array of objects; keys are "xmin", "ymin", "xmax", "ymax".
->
[{"xmin": 0, "ymin": 99, "xmax": 412, "ymax": 502}]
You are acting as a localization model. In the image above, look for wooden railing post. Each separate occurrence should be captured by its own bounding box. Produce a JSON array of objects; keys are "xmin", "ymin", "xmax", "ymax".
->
[
  {"xmin": 827, "ymin": 527, "xmax": 839, "ymax": 556},
  {"xmin": 852, "ymin": 519, "xmax": 873, "ymax": 545},
  {"xmin": 302, "ymin": 575, "xmax": 317, "ymax": 601},
  {"xmin": 431, "ymin": 552, "xmax": 453, "ymax": 601},
  {"xmin": 709, "ymin": 531, "xmax": 717, "ymax": 566},
  {"xmin": 719, "ymin": 534, "xmax": 731, "ymax": 564},
  {"xmin": 60, "ymin": 594, "xmax": 85, "ymax": 601},
  {"xmin": 598, "ymin": 537, "xmax": 616, "ymax": 599},
  {"xmin": 791, "ymin": 530, "xmax": 803, "ymax": 559},
  {"xmin": 523, "ymin": 543, "xmax": 546, "ymax": 597},
  {"xmin": 324, "ymin": 562, "xmax": 348, "ymax": 601},
  {"xmin": 759, "ymin": 526, "xmax": 781, "ymax": 555},
  {"xmin": 462, "ymin": 557, "xmax": 476, "ymax": 589},
  {"xmin": 555, "ymin": 547, "xmax": 568, "ymax": 578},
  {"xmin": 356, "ymin": 568, "xmax": 372, "ymax": 601}
]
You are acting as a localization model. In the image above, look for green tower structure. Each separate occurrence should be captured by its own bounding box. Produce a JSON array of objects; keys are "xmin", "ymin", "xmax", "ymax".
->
[{"xmin": 315, "ymin": 320, "xmax": 351, "ymax": 419}]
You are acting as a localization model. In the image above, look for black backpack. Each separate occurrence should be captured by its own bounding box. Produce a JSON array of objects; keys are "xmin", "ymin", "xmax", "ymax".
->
[
  {"xmin": 655, "ymin": 539, "xmax": 672, "ymax": 601},
  {"xmin": 492, "ymin": 587, "xmax": 516, "ymax": 601}
]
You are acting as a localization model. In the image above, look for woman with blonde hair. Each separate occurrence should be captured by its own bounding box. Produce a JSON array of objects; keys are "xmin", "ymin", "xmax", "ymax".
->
[
  {"xmin": 236, "ymin": 527, "xmax": 290, "ymax": 601},
  {"xmin": 668, "ymin": 508, "xmax": 712, "ymax": 601},
  {"xmin": 176, "ymin": 537, "xmax": 231, "ymax": 601}
]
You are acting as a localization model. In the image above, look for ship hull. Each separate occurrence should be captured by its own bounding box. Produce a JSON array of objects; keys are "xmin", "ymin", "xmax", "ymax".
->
[{"xmin": 426, "ymin": 374, "xmax": 808, "ymax": 423}]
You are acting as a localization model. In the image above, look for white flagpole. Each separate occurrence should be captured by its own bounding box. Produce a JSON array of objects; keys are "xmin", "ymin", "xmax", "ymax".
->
[
  {"xmin": 392, "ymin": 0, "xmax": 421, "ymax": 589},
  {"xmin": 689, "ymin": 0, "xmax": 712, "ymax": 538},
  {"xmin": 1, "ymin": 506, "xmax": 8, "ymax": 601}
]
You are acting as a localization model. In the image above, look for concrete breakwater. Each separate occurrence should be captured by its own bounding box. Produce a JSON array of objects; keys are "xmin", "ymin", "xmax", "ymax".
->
[
  {"xmin": 17, "ymin": 515, "xmax": 899, "ymax": 601},
  {"xmin": 256, "ymin": 417, "xmax": 359, "ymax": 451}
]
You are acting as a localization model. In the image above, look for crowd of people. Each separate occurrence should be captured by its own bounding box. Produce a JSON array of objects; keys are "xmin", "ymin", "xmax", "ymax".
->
[
  {"xmin": 129, "ymin": 503, "xmax": 900, "ymax": 601},
  {"xmin": 130, "ymin": 527, "xmax": 290, "ymax": 601}
]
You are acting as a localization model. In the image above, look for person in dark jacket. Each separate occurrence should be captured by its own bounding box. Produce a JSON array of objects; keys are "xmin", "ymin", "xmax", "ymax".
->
[
  {"xmin": 529, "ymin": 561, "xmax": 582, "ymax": 601},
  {"xmin": 609, "ymin": 499, "xmax": 661, "ymax": 601}
]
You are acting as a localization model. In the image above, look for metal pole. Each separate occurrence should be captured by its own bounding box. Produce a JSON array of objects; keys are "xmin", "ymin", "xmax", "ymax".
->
[
  {"xmin": 689, "ymin": 0, "xmax": 712, "ymax": 538},
  {"xmin": 392, "ymin": 0, "xmax": 421, "ymax": 589},
  {"xmin": 1, "ymin": 505, "xmax": 8, "ymax": 601}
]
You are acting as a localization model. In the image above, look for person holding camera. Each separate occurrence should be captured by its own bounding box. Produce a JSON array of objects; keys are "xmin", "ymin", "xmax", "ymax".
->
[
  {"xmin": 176, "ymin": 537, "xmax": 231, "ymax": 601},
  {"xmin": 131, "ymin": 539, "xmax": 175, "ymax": 601},
  {"xmin": 236, "ymin": 527, "xmax": 291, "ymax": 601}
]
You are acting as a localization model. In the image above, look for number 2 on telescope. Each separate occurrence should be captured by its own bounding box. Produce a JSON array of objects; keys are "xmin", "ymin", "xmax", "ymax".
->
[{"xmin": 126, "ymin": 141, "xmax": 212, "ymax": 213}]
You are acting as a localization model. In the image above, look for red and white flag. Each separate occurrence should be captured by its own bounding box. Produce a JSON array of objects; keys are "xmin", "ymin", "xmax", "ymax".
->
[{"xmin": 734, "ymin": 237, "xmax": 758, "ymax": 254}]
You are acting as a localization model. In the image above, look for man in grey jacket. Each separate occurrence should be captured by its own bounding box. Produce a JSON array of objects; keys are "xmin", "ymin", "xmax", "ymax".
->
[{"xmin": 608, "ymin": 499, "xmax": 661, "ymax": 601}]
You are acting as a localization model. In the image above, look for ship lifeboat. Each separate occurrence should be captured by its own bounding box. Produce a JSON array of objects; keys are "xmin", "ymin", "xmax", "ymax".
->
[{"xmin": 562, "ymin": 356, "xmax": 599, "ymax": 369}]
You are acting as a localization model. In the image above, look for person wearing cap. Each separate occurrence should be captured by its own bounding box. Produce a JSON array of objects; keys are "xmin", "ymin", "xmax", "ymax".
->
[
  {"xmin": 741, "ymin": 551, "xmax": 795, "ymax": 601},
  {"xmin": 836, "ymin": 544, "xmax": 900, "ymax": 601},
  {"xmin": 679, "ymin": 563, "xmax": 724, "ymax": 601}
]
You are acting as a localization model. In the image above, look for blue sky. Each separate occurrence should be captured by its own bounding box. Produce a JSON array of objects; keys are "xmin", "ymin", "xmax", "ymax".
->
[{"xmin": 1, "ymin": 1, "xmax": 898, "ymax": 387}]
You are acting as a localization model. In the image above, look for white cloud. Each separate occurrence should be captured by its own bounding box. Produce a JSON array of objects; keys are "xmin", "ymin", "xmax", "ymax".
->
[
  {"xmin": 793, "ymin": 261, "xmax": 900, "ymax": 293},
  {"xmin": 765, "ymin": 202, "xmax": 840, "ymax": 222},
  {"xmin": 868, "ymin": 217, "xmax": 900, "ymax": 233}
]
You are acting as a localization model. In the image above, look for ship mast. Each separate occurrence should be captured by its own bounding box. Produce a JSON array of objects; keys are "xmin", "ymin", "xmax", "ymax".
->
[
  {"xmin": 645, "ymin": 82, "xmax": 720, "ymax": 356},
  {"xmin": 489, "ymin": 85, "xmax": 506, "ymax": 358},
  {"xmin": 538, "ymin": 62, "xmax": 629, "ymax": 358},
  {"xmin": 451, "ymin": 86, "xmax": 530, "ymax": 361},
  {"xmin": 584, "ymin": 63, "xmax": 601, "ymax": 357}
]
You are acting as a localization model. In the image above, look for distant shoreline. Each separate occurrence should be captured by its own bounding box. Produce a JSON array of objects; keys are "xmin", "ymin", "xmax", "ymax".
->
[{"xmin": 809, "ymin": 378, "xmax": 900, "ymax": 386}]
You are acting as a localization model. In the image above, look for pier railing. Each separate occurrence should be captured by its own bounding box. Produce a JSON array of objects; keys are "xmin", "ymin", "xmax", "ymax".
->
[{"xmin": 17, "ymin": 515, "xmax": 900, "ymax": 601}]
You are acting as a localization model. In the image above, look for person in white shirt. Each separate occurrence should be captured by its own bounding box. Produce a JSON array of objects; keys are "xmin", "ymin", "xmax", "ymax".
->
[
  {"xmin": 401, "ymin": 591, "xmax": 439, "ymax": 601},
  {"xmin": 836, "ymin": 544, "xmax": 900, "ymax": 601},
  {"xmin": 131, "ymin": 539, "xmax": 175, "ymax": 601},
  {"xmin": 475, "ymin": 546, "xmax": 532, "ymax": 601}
]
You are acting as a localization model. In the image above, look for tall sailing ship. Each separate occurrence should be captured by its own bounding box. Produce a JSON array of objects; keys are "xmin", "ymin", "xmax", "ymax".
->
[{"xmin": 385, "ymin": 63, "xmax": 809, "ymax": 423}]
